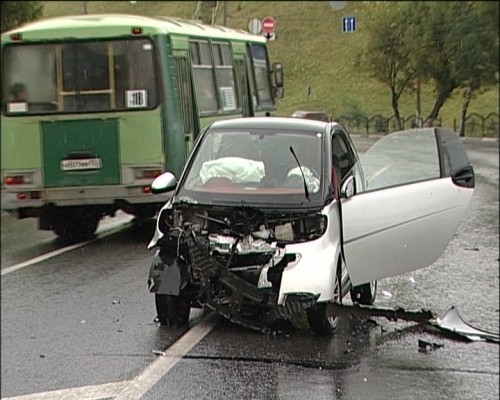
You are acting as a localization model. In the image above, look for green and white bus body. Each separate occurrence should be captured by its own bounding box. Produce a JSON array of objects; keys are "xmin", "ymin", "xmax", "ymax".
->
[{"xmin": 1, "ymin": 14, "xmax": 284, "ymax": 239}]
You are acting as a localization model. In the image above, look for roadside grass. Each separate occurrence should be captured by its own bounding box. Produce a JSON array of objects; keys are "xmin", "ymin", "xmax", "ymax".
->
[{"xmin": 42, "ymin": 1, "xmax": 499, "ymax": 130}]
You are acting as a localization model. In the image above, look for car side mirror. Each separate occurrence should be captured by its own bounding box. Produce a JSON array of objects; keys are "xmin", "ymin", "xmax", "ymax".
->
[
  {"xmin": 451, "ymin": 165, "xmax": 475, "ymax": 188},
  {"xmin": 340, "ymin": 176, "xmax": 355, "ymax": 198},
  {"xmin": 150, "ymin": 172, "xmax": 177, "ymax": 194}
]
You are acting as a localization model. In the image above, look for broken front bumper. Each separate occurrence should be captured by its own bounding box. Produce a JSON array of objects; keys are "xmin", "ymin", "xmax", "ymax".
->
[{"xmin": 187, "ymin": 235, "xmax": 320, "ymax": 331}]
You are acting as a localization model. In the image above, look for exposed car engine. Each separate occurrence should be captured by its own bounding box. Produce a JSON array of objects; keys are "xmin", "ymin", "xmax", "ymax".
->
[{"xmin": 150, "ymin": 206, "xmax": 327, "ymax": 331}]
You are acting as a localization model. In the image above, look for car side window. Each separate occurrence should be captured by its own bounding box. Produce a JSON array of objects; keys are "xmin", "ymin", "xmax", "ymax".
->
[
  {"xmin": 332, "ymin": 131, "xmax": 354, "ymax": 181},
  {"xmin": 331, "ymin": 129, "xmax": 365, "ymax": 195},
  {"xmin": 360, "ymin": 128, "xmax": 440, "ymax": 191}
]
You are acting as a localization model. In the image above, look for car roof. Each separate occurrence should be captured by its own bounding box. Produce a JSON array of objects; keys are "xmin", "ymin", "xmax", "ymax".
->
[{"xmin": 209, "ymin": 116, "xmax": 329, "ymax": 132}]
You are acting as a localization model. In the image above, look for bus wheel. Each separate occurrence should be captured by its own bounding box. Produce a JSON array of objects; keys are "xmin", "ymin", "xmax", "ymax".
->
[
  {"xmin": 133, "ymin": 205, "xmax": 157, "ymax": 220},
  {"xmin": 53, "ymin": 213, "xmax": 100, "ymax": 240},
  {"xmin": 155, "ymin": 293, "xmax": 191, "ymax": 327}
]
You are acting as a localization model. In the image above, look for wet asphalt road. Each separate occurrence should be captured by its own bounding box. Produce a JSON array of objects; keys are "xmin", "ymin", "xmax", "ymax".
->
[{"xmin": 1, "ymin": 137, "xmax": 498, "ymax": 400}]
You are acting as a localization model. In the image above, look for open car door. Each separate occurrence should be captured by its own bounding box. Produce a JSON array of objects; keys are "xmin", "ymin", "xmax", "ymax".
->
[{"xmin": 342, "ymin": 127, "xmax": 475, "ymax": 286}]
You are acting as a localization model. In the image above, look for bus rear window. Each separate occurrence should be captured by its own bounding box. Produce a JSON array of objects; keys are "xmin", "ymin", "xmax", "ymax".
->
[{"xmin": 2, "ymin": 38, "xmax": 158, "ymax": 115}]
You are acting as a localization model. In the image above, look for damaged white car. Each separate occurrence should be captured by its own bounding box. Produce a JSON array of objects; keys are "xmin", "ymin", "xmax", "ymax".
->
[{"xmin": 147, "ymin": 117, "xmax": 475, "ymax": 335}]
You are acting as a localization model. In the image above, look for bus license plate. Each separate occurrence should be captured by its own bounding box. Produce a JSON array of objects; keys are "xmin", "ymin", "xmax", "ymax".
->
[{"xmin": 60, "ymin": 158, "xmax": 102, "ymax": 171}]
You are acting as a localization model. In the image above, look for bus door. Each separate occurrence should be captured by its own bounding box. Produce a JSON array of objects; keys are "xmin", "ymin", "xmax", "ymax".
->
[
  {"xmin": 246, "ymin": 43, "xmax": 275, "ymax": 114},
  {"xmin": 174, "ymin": 55, "xmax": 198, "ymax": 159},
  {"xmin": 234, "ymin": 54, "xmax": 252, "ymax": 117},
  {"xmin": 245, "ymin": 44, "xmax": 257, "ymax": 116}
]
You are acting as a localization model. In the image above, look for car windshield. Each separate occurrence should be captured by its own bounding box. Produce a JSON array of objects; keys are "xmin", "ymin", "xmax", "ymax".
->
[{"xmin": 176, "ymin": 128, "xmax": 325, "ymax": 207}]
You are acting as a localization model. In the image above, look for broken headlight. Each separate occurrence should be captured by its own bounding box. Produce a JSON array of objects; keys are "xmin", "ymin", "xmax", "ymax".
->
[{"xmin": 274, "ymin": 214, "xmax": 327, "ymax": 242}]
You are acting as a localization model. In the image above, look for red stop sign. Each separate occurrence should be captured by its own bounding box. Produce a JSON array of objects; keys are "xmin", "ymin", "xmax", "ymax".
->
[{"xmin": 262, "ymin": 16, "xmax": 276, "ymax": 34}]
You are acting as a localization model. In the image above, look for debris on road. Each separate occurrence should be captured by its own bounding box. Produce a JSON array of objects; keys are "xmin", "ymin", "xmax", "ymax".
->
[
  {"xmin": 418, "ymin": 339, "xmax": 444, "ymax": 352},
  {"xmin": 327, "ymin": 303, "xmax": 435, "ymax": 323},
  {"xmin": 428, "ymin": 306, "xmax": 500, "ymax": 343},
  {"xmin": 326, "ymin": 303, "xmax": 500, "ymax": 343}
]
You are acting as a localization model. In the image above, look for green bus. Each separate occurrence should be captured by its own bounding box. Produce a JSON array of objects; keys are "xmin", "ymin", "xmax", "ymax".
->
[{"xmin": 1, "ymin": 14, "xmax": 284, "ymax": 239}]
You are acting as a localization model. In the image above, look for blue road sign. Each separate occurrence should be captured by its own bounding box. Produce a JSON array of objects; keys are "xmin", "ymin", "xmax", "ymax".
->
[{"xmin": 342, "ymin": 16, "xmax": 356, "ymax": 32}]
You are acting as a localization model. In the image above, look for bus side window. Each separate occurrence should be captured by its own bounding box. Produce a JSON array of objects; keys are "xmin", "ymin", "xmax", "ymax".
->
[
  {"xmin": 213, "ymin": 42, "xmax": 239, "ymax": 112},
  {"xmin": 190, "ymin": 40, "xmax": 218, "ymax": 114}
]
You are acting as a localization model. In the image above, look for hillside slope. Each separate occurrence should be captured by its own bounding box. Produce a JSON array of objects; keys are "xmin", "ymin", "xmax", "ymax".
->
[{"xmin": 41, "ymin": 1, "xmax": 499, "ymax": 130}]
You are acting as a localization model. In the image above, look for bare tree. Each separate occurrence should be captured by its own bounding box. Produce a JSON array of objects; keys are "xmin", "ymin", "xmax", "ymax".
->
[{"xmin": 358, "ymin": 2, "xmax": 415, "ymax": 130}]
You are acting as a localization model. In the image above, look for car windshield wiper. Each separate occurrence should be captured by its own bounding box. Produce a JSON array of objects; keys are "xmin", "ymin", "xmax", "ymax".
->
[{"xmin": 289, "ymin": 146, "xmax": 310, "ymax": 201}]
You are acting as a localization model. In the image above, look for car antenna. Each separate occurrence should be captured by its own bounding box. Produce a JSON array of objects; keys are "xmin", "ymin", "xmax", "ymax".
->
[{"xmin": 289, "ymin": 146, "xmax": 310, "ymax": 201}]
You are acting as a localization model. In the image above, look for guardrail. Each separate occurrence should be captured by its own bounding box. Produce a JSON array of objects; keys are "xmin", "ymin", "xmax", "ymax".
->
[{"xmin": 335, "ymin": 113, "xmax": 499, "ymax": 137}]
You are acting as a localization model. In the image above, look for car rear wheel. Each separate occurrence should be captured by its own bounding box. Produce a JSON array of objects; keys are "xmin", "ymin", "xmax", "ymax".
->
[
  {"xmin": 350, "ymin": 281, "xmax": 377, "ymax": 305},
  {"xmin": 155, "ymin": 293, "xmax": 191, "ymax": 327},
  {"xmin": 306, "ymin": 267, "xmax": 342, "ymax": 336}
]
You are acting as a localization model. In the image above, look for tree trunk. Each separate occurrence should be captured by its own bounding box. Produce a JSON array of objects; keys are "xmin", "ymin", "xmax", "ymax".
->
[
  {"xmin": 415, "ymin": 76, "xmax": 422, "ymax": 128},
  {"xmin": 391, "ymin": 89, "xmax": 402, "ymax": 131},
  {"xmin": 459, "ymin": 85, "xmax": 474, "ymax": 137},
  {"xmin": 425, "ymin": 86, "xmax": 455, "ymax": 127}
]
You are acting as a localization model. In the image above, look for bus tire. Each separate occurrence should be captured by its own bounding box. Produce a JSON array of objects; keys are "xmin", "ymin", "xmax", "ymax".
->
[
  {"xmin": 155, "ymin": 293, "xmax": 191, "ymax": 327},
  {"xmin": 133, "ymin": 205, "xmax": 157, "ymax": 220},
  {"xmin": 53, "ymin": 213, "xmax": 99, "ymax": 240}
]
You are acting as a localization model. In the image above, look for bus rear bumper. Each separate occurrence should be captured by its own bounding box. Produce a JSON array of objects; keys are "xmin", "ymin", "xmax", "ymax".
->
[{"xmin": 1, "ymin": 185, "xmax": 171, "ymax": 215}]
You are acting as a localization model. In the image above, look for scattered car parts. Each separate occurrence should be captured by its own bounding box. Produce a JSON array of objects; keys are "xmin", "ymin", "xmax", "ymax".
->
[{"xmin": 326, "ymin": 303, "xmax": 499, "ymax": 343}]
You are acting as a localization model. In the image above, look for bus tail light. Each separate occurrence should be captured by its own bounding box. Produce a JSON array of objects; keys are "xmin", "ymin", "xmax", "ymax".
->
[
  {"xmin": 4, "ymin": 175, "xmax": 33, "ymax": 185},
  {"xmin": 135, "ymin": 169, "xmax": 162, "ymax": 180},
  {"xmin": 17, "ymin": 192, "xmax": 40, "ymax": 201},
  {"xmin": 143, "ymin": 186, "xmax": 151, "ymax": 194}
]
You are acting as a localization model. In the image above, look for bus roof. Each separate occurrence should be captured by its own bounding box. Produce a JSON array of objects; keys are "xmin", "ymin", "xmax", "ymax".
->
[{"xmin": 1, "ymin": 14, "xmax": 268, "ymax": 43}]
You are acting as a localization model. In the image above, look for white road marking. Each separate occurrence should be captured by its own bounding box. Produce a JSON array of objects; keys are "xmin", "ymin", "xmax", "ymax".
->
[
  {"xmin": 1, "ymin": 240, "xmax": 92, "ymax": 276},
  {"xmin": 1, "ymin": 314, "xmax": 219, "ymax": 400},
  {"xmin": 114, "ymin": 313, "xmax": 219, "ymax": 399},
  {"xmin": 1, "ymin": 220, "xmax": 133, "ymax": 276},
  {"xmin": 3, "ymin": 214, "xmax": 215, "ymax": 399}
]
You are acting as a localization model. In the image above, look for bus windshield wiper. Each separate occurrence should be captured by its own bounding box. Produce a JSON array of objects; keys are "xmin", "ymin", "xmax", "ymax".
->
[{"xmin": 289, "ymin": 146, "xmax": 310, "ymax": 201}]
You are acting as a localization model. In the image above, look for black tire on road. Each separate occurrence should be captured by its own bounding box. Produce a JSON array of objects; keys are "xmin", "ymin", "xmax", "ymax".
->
[
  {"xmin": 53, "ymin": 214, "xmax": 100, "ymax": 240},
  {"xmin": 350, "ymin": 281, "xmax": 377, "ymax": 305},
  {"xmin": 306, "ymin": 302, "xmax": 340, "ymax": 336},
  {"xmin": 155, "ymin": 293, "xmax": 191, "ymax": 327},
  {"xmin": 133, "ymin": 204, "xmax": 158, "ymax": 220}
]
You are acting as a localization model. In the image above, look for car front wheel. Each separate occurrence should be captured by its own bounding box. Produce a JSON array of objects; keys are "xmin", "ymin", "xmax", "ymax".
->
[
  {"xmin": 306, "ymin": 267, "xmax": 342, "ymax": 336},
  {"xmin": 155, "ymin": 293, "xmax": 191, "ymax": 327}
]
